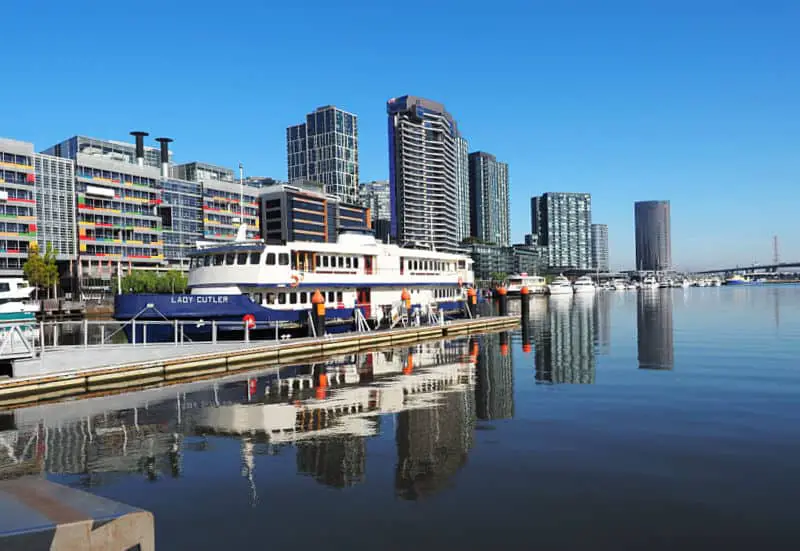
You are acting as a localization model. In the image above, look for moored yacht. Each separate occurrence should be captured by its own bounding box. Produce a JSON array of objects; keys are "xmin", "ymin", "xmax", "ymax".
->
[
  {"xmin": 0, "ymin": 278, "xmax": 39, "ymax": 319},
  {"xmin": 641, "ymin": 275, "xmax": 659, "ymax": 290},
  {"xmin": 572, "ymin": 275, "xmax": 596, "ymax": 294},
  {"xmin": 507, "ymin": 273, "xmax": 547, "ymax": 295},
  {"xmin": 114, "ymin": 229, "xmax": 475, "ymax": 340},
  {"xmin": 547, "ymin": 275, "xmax": 573, "ymax": 296}
]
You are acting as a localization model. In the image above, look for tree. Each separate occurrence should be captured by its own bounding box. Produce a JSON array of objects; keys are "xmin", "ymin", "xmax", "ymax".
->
[
  {"xmin": 23, "ymin": 243, "xmax": 45, "ymax": 300},
  {"xmin": 491, "ymin": 272, "xmax": 508, "ymax": 284},
  {"xmin": 42, "ymin": 243, "xmax": 59, "ymax": 299},
  {"xmin": 121, "ymin": 270, "xmax": 188, "ymax": 294}
]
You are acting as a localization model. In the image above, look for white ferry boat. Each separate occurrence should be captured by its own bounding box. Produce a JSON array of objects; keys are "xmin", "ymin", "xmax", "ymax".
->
[
  {"xmin": 572, "ymin": 275, "xmax": 596, "ymax": 294},
  {"xmin": 547, "ymin": 275, "xmax": 573, "ymax": 296},
  {"xmin": 114, "ymin": 230, "xmax": 475, "ymax": 340},
  {"xmin": 641, "ymin": 275, "xmax": 660, "ymax": 290},
  {"xmin": 507, "ymin": 273, "xmax": 547, "ymax": 295}
]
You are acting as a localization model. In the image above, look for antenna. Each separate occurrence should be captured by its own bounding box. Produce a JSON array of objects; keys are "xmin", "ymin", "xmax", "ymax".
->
[{"xmin": 773, "ymin": 235, "xmax": 780, "ymax": 265}]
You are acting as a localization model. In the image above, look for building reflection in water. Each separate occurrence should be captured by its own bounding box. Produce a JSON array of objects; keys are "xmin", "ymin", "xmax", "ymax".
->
[
  {"xmin": 593, "ymin": 291, "xmax": 612, "ymax": 354},
  {"xmin": 534, "ymin": 295, "xmax": 597, "ymax": 384},
  {"xmin": 636, "ymin": 290, "xmax": 674, "ymax": 370},
  {"xmin": 474, "ymin": 332, "xmax": 514, "ymax": 420},
  {"xmin": 0, "ymin": 338, "xmax": 489, "ymax": 502}
]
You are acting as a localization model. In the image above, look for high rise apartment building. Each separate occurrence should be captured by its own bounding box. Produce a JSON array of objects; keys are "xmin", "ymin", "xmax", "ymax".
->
[
  {"xmin": 531, "ymin": 192, "xmax": 592, "ymax": 271},
  {"xmin": 455, "ymin": 136, "xmax": 470, "ymax": 243},
  {"xmin": 634, "ymin": 200, "xmax": 671, "ymax": 272},
  {"xmin": 287, "ymin": 106, "xmax": 359, "ymax": 204},
  {"xmin": 468, "ymin": 151, "xmax": 509, "ymax": 246},
  {"xmin": 387, "ymin": 95, "xmax": 463, "ymax": 252},
  {"xmin": 33, "ymin": 153, "xmax": 76, "ymax": 263},
  {"xmin": 591, "ymin": 223, "xmax": 609, "ymax": 271},
  {"xmin": 0, "ymin": 139, "xmax": 37, "ymax": 275}
]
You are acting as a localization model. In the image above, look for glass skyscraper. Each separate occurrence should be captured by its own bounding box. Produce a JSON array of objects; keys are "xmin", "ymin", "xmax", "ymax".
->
[
  {"xmin": 387, "ymin": 95, "xmax": 463, "ymax": 252},
  {"xmin": 287, "ymin": 106, "xmax": 359, "ymax": 204},
  {"xmin": 634, "ymin": 200, "xmax": 671, "ymax": 272},
  {"xmin": 531, "ymin": 192, "xmax": 592, "ymax": 271},
  {"xmin": 455, "ymin": 136, "xmax": 470, "ymax": 243},
  {"xmin": 468, "ymin": 151, "xmax": 509, "ymax": 246},
  {"xmin": 591, "ymin": 223, "xmax": 609, "ymax": 271}
]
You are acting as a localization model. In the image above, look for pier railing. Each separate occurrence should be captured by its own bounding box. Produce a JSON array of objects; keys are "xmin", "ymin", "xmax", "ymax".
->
[{"xmin": 24, "ymin": 318, "xmax": 299, "ymax": 353}]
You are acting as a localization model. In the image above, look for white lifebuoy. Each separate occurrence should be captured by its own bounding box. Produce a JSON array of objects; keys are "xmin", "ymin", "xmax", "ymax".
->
[{"xmin": 290, "ymin": 273, "xmax": 302, "ymax": 288}]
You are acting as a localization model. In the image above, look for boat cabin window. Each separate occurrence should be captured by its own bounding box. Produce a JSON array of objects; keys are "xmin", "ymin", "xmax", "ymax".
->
[
  {"xmin": 213, "ymin": 254, "xmax": 224, "ymax": 266},
  {"xmin": 299, "ymin": 291, "xmax": 307, "ymax": 303},
  {"xmin": 338, "ymin": 257, "xmax": 344, "ymax": 268},
  {"xmin": 249, "ymin": 252, "xmax": 260, "ymax": 265},
  {"xmin": 225, "ymin": 253, "xmax": 235, "ymax": 266},
  {"xmin": 458, "ymin": 260, "xmax": 466, "ymax": 269},
  {"xmin": 289, "ymin": 292, "xmax": 297, "ymax": 305},
  {"xmin": 278, "ymin": 253, "xmax": 289, "ymax": 266},
  {"xmin": 336, "ymin": 291, "xmax": 343, "ymax": 303},
  {"xmin": 266, "ymin": 253, "xmax": 276, "ymax": 265},
  {"xmin": 237, "ymin": 252, "xmax": 248, "ymax": 265},
  {"xmin": 278, "ymin": 293, "xmax": 286, "ymax": 305},
  {"xmin": 266, "ymin": 293, "xmax": 275, "ymax": 304},
  {"xmin": 327, "ymin": 291, "xmax": 335, "ymax": 303},
  {"xmin": 0, "ymin": 283, "xmax": 9, "ymax": 292},
  {"xmin": 353, "ymin": 257, "xmax": 359, "ymax": 269},
  {"xmin": 322, "ymin": 256, "xmax": 329, "ymax": 268},
  {"xmin": 345, "ymin": 257, "xmax": 351, "ymax": 269},
  {"xmin": 251, "ymin": 293, "xmax": 262, "ymax": 305},
  {"xmin": 202, "ymin": 256, "xmax": 210, "ymax": 267}
]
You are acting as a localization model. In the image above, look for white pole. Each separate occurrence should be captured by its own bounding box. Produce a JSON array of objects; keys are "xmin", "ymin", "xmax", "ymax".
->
[{"xmin": 239, "ymin": 162, "xmax": 244, "ymax": 228}]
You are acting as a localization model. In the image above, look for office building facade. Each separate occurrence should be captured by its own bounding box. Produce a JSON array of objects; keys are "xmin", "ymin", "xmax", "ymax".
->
[
  {"xmin": 531, "ymin": 192, "xmax": 592, "ymax": 271},
  {"xmin": 591, "ymin": 223, "xmax": 609, "ymax": 271},
  {"xmin": 359, "ymin": 180, "xmax": 391, "ymax": 242},
  {"xmin": 634, "ymin": 200, "xmax": 671, "ymax": 272},
  {"xmin": 387, "ymin": 95, "xmax": 462, "ymax": 252},
  {"xmin": 287, "ymin": 106, "xmax": 359, "ymax": 204},
  {"xmin": 455, "ymin": 136, "xmax": 470, "ymax": 243},
  {"xmin": 258, "ymin": 183, "xmax": 369, "ymax": 244},
  {"xmin": 468, "ymin": 151, "xmax": 509, "ymax": 246},
  {"xmin": 0, "ymin": 139, "xmax": 37, "ymax": 275},
  {"xmin": 33, "ymin": 152, "xmax": 76, "ymax": 262}
]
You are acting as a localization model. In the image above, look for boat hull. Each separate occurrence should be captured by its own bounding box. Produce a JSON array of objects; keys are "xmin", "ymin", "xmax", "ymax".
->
[{"xmin": 547, "ymin": 286, "xmax": 573, "ymax": 296}]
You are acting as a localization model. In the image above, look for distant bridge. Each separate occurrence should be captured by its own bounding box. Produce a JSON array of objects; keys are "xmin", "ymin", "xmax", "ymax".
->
[{"xmin": 692, "ymin": 261, "xmax": 800, "ymax": 275}]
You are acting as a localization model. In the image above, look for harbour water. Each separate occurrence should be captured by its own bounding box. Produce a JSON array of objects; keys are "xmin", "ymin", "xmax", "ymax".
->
[{"xmin": 2, "ymin": 285, "xmax": 799, "ymax": 549}]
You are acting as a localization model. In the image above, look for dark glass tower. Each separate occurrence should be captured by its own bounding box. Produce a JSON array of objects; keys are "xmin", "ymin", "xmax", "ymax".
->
[{"xmin": 634, "ymin": 200, "xmax": 671, "ymax": 271}]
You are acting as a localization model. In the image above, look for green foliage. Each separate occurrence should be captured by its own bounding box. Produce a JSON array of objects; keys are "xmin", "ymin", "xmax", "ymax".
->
[
  {"xmin": 121, "ymin": 270, "xmax": 188, "ymax": 294},
  {"xmin": 23, "ymin": 242, "xmax": 59, "ymax": 298},
  {"xmin": 490, "ymin": 272, "xmax": 508, "ymax": 283}
]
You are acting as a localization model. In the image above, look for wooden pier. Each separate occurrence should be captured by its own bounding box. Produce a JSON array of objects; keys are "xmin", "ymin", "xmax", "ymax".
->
[{"xmin": 0, "ymin": 315, "xmax": 519, "ymax": 410}]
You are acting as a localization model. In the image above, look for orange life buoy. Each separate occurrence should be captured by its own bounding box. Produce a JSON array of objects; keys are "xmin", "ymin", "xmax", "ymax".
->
[
  {"xmin": 290, "ymin": 274, "xmax": 301, "ymax": 288},
  {"xmin": 242, "ymin": 314, "xmax": 256, "ymax": 329}
]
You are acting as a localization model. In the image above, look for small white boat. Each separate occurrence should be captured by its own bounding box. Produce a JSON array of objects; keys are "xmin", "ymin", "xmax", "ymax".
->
[
  {"xmin": 506, "ymin": 273, "xmax": 547, "ymax": 295},
  {"xmin": 0, "ymin": 278, "xmax": 39, "ymax": 315},
  {"xmin": 710, "ymin": 277, "xmax": 722, "ymax": 287},
  {"xmin": 679, "ymin": 279, "xmax": 691, "ymax": 288},
  {"xmin": 641, "ymin": 276, "xmax": 659, "ymax": 290},
  {"xmin": 659, "ymin": 279, "xmax": 673, "ymax": 288},
  {"xmin": 572, "ymin": 275, "xmax": 596, "ymax": 294},
  {"xmin": 547, "ymin": 275, "xmax": 574, "ymax": 296}
]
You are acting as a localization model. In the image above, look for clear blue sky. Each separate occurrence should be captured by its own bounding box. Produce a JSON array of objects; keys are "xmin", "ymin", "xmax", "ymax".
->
[{"xmin": 4, "ymin": 0, "xmax": 799, "ymax": 270}]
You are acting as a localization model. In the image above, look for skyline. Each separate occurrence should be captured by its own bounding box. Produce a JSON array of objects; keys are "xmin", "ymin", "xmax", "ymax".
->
[{"xmin": 3, "ymin": 1, "xmax": 799, "ymax": 270}]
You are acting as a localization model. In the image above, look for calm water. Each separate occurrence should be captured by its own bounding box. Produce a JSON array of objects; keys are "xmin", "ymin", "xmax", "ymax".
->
[{"xmin": 2, "ymin": 286, "xmax": 799, "ymax": 550}]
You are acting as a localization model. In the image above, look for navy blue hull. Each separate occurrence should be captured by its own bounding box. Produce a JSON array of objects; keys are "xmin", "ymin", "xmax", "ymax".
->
[{"xmin": 114, "ymin": 294, "xmax": 466, "ymax": 343}]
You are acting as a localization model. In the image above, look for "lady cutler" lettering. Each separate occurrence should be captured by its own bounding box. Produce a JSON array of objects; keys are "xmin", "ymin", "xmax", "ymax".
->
[{"xmin": 170, "ymin": 296, "xmax": 230, "ymax": 304}]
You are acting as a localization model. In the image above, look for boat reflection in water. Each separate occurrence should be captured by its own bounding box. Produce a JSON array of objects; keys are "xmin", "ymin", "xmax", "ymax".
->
[
  {"xmin": 0, "ymin": 336, "xmax": 510, "ymax": 502},
  {"xmin": 636, "ymin": 289, "xmax": 674, "ymax": 370}
]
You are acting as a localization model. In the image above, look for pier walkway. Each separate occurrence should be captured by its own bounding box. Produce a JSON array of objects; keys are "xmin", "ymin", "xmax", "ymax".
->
[{"xmin": 0, "ymin": 315, "xmax": 519, "ymax": 409}]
